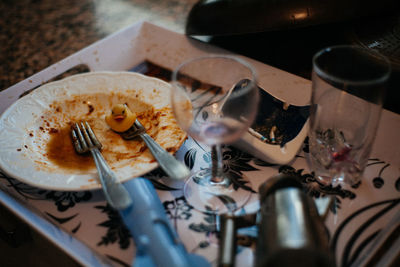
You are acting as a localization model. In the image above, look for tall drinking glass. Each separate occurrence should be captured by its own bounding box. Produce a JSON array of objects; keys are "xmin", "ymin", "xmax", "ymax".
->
[
  {"xmin": 171, "ymin": 55, "xmax": 259, "ymax": 214},
  {"xmin": 309, "ymin": 45, "xmax": 391, "ymax": 186}
]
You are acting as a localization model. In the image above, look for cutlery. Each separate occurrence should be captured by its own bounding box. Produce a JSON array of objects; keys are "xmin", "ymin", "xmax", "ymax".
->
[
  {"xmin": 121, "ymin": 119, "xmax": 190, "ymax": 181},
  {"xmin": 71, "ymin": 121, "xmax": 132, "ymax": 210},
  {"xmin": 120, "ymin": 177, "xmax": 210, "ymax": 267}
]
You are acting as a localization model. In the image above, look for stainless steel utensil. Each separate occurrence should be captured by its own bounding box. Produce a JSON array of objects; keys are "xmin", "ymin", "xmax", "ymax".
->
[
  {"xmin": 121, "ymin": 119, "xmax": 190, "ymax": 181},
  {"xmin": 256, "ymin": 173, "xmax": 335, "ymax": 267},
  {"xmin": 71, "ymin": 121, "xmax": 132, "ymax": 210},
  {"xmin": 217, "ymin": 173, "xmax": 335, "ymax": 267}
]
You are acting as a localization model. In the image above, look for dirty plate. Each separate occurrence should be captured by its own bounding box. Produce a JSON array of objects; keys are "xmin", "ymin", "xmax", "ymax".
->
[{"xmin": 0, "ymin": 72, "xmax": 186, "ymax": 191}]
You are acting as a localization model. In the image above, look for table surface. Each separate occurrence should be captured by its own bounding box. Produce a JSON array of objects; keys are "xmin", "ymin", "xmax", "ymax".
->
[
  {"xmin": 1, "ymin": 1, "xmax": 399, "ymax": 267},
  {"xmin": 0, "ymin": 0, "xmax": 198, "ymax": 92}
]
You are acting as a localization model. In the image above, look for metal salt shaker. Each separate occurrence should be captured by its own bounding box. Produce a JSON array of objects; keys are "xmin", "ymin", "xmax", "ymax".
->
[{"xmin": 255, "ymin": 173, "xmax": 335, "ymax": 267}]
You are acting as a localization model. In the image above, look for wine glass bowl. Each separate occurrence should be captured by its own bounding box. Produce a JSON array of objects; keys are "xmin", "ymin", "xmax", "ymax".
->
[
  {"xmin": 172, "ymin": 56, "xmax": 258, "ymax": 146},
  {"xmin": 171, "ymin": 55, "xmax": 259, "ymax": 214}
]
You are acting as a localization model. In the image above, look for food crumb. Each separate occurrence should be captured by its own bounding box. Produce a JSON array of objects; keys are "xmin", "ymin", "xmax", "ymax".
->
[
  {"xmin": 87, "ymin": 104, "xmax": 94, "ymax": 115},
  {"xmin": 49, "ymin": 128, "xmax": 59, "ymax": 134},
  {"xmin": 283, "ymin": 102, "xmax": 290, "ymax": 110}
]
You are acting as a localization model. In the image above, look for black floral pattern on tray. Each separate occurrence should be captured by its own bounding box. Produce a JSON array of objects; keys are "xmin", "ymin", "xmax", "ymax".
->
[
  {"xmin": 367, "ymin": 158, "xmax": 391, "ymax": 190},
  {"xmin": 277, "ymin": 165, "xmax": 356, "ymax": 214},
  {"xmin": 0, "ymin": 171, "xmax": 93, "ymax": 211},
  {"xmin": 189, "ymin": 208, "xmax": 217, "ymax": 235},
  {"xmin": 95, "ymin": 203, "xmax": 131, "ymax": 249},
  {"xmin": 45, "ymin": 190, "xmax": 92, "ymax": 212},
  {"xmin": 298, "ymin": 140, "xmax": 399, "ymax": 206},
  {"xmin": 0, "ymin": 174, "xmax": 46, "ymax": 200},
  {"xmin": 184, "ymin": 147, "xmax": 198, "ymax": 170},
  {"xmin": 164, "ymin": 196, "xmax": 193, "ymax": 229},
  {"xmin": 190, "ymin": 144, "xmax": 259, "ymax": 193},
  {"xmin": 331, "ymin": 198, "xmax": 400, "ymax": 267},
  {"xmin": 220, "ymin": 146, "xmax": 258, "ymax": 192},
  {"xmin": 45, "ymin": 212, "xmax": 82, "ymax": 233}
]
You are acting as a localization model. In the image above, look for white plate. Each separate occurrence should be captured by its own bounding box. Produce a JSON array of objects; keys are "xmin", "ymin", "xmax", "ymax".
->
[{"xmin": 0, "ymin": 71, "xmax": 186, "ymax": 191}]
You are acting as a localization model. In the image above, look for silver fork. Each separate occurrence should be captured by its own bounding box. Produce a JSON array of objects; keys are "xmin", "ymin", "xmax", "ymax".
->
[
  {"xmin": 72, "ymin": 121, "xmax": 132, "ymax": 210},
  {"xmin": 121, "ymin": 119, "xmax": 190, "ymax": 181}
]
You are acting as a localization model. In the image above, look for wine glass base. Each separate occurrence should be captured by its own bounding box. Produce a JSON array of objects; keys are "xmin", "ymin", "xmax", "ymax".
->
[
  {"xmin": 184, "ymin": 168, "xmax": 252, "ymax": 214},
  {"xmin": 315, "ymin": 172, "xmax": 361, "ymax": 187}
]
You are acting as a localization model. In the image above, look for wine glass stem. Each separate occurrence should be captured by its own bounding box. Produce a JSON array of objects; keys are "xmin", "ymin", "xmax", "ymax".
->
[{"xmin": 211, "ymin": 145, "xmax": 225, "ymax": 183}]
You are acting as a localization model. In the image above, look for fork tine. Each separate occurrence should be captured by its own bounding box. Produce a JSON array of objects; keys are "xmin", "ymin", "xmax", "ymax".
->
[
  {"xmin": 84, "ymin": 121, "xmax": 102, "ymax": 149},
  {"xmin": 120, "ymin": 123, "xmax": 141, "ymax": 140},
  {"xmin": 74, "ymin": 122, "xmax": 89, "ymax": 152},
  {"xmin": 134, "ymin": 119, "xmax": 145, "ymax": 130},
  {"xmin": 71, "ymin": 126, "xmax": 86, "ymax": 154},
  {"xmin": 80, "ymin": 121, "xmax": 94, "ymax": 148}
]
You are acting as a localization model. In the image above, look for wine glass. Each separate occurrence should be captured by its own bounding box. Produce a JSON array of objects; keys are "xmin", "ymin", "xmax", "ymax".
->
[{"xmin": 171, "ymin": 55, "xmax": 259, "ymax": 214}]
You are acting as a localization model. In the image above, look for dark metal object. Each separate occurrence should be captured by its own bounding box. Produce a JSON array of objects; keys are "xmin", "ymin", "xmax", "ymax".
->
[
  {"xmin": 218, "ymin": 213, "xmax": 236, "ymax": 267},
  {"xmin": 256, "ymin": 173, "xmax": 335, "ymax": 267},
  {"xmin": 217, "ymin": 173, "xmax": 335, "ymax": 267},
  {"xmin": 349, "ymin": 14, "xmax": 400, "ymax": 114},
  {"xmin": 186, "ymin": 0, "xmax": 399, "ymax": 36},
  {"xmin": 217, "ymin": 213, "xmax": 257, "ymax": 267},
  {"xmin": 350, "ymin": 14, "xmax": 400, "ymax": 70}
]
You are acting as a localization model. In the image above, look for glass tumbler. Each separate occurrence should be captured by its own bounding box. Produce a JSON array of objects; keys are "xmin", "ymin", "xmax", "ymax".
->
[{"xmin": 309, "ymin": 45, "xmax": 391, "ymax": 186}]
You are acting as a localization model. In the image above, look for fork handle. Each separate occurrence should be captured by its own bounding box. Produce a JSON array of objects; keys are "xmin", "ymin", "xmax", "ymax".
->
[
  {"xmin": 140, "ymin": 133, "xmax": 190, "ymax": 180},
  {"xmin": 90, "ymin": 148, "xmax": 132, "ymax": 210}
]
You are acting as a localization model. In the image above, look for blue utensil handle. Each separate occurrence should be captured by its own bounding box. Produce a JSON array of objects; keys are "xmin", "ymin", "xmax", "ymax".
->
[{"xmin": 119, "ymin": 178, "xmax": 210, "ymax": 267}]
